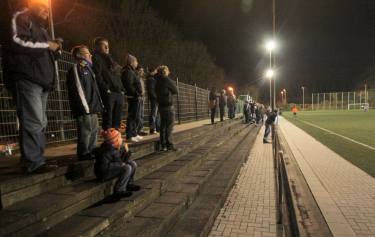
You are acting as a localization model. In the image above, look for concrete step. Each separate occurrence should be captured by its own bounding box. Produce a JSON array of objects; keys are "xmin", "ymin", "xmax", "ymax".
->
[
  {"xmin": 0, "ymin": 119, "xmax": 238, "ymax": 209},
  {"xmin": 0, "ymin": 119, "xmax": 242, "ymax": 237},
  {"xmin": 165, "ymin": 125, "xmax": 260, "ymax": 237},
  {"xmin": 37, "ymin": 123, "xmax": 249, "ymax": 237},
  {"xmin": 108, "ymin": 125, "xmax": 260, "ymax": 237}
]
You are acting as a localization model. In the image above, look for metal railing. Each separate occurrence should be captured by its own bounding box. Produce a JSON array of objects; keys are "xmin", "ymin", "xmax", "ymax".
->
[
  {"xmin": 273, "ymin": 126, "xmax": 300, "ymax": 237},
  {"xmin": 0, "ymin": 51, "xmax": 242, "ymax": 148}
]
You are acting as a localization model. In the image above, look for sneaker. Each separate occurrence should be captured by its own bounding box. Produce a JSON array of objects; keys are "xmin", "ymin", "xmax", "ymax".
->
[
  {"xmin": 113, "ymin": 191, "xmax": 133, "ymax": 198},
  {"xmin": 160, "ymin": 146, "xmax": 168, "ymax": 151},
  {"xmin": 263, "ymin": 139, "xmax": 271, "ymax": 144},
  {"xmin": 138, "ymin": 131, "xmax": 148, "ymax": 136},
  {"xmin": 130, "ymin": 137, "xmax": 139, "ymax": 142},
  {"xmin": 127, "ymin": 184, "xmax": 141, "ymax": 192},
  {"xmin": 136, "ymin": 135, "xmax": 144, "ymax": 140}
]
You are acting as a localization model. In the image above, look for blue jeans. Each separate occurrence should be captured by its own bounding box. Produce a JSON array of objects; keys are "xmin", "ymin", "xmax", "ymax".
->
[
  {"xmin": 14, "ymin": 79, "xmax": 48, "ymax": 172},
  {"xmin": 149, "ymin": 100, "xmax": 160, "ymax": 132},
  {"xmin": 136, "ymin": 97, "xmax": 144, "ymax": 133}
]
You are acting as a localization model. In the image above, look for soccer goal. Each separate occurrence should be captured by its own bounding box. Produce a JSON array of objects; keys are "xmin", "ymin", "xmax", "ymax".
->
[{"xmin": 347, "ymin": 103, "xmax": 369, "ymax": 110}]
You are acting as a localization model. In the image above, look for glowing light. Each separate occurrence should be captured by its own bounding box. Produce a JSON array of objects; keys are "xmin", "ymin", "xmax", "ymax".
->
[
  {"xmin": 265, "ymin": 39, "xmax": 277, "ymax": 52},
  {"xmin": 265, "ymin": 69, "xmax": 274, "ymax": 79},
  {"xmin": 29, "ymin": 0, "xmax": 49, "ymax": 7}
]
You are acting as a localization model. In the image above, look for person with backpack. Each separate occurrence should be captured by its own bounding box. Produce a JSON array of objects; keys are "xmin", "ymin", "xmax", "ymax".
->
[
  {"xmin": 4, "ymin": 0, "xmax": 62, "ymax": 173},
  {"xmin": 155, "ymin": 65, "xmax": 178, "ymax": 151},
  {"xmin": 67, "ymin": 45, "xmax": 103, "ymax": 160}
]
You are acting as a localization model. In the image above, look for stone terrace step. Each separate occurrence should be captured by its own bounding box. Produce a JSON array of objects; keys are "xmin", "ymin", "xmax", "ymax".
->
[
  {"xmin": 109, "ymin": 125, "xmax": 260, "ymax": 237},
  {"xmin": 38, "ymin": 123, "xmax": 251, "ymax": 237},
  {"xmin": 0, "ymin": 119, "xmax": 243, "ymax": 237},
  {"xmin": 0, "ymin": 119, "xmax": 239, "ymax": 209}
]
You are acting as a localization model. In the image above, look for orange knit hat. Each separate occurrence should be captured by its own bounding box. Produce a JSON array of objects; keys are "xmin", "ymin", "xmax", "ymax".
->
[{"xmin": 102, "ymin": 128, "xmax": 122, "ymax": 149}]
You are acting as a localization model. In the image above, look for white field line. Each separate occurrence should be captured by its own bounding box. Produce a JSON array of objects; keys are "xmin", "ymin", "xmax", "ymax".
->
[{"xmin": 298, "ymin": 119, "xmax": 375, "ymax": 152}]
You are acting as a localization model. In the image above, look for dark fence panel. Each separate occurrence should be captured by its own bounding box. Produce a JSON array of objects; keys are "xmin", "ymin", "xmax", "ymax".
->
[{"xmin": 0, "ymin": 51, "xmax": 237, "ymax": 148}]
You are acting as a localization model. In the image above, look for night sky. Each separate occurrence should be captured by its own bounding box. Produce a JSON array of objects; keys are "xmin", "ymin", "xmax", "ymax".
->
[{"xmin": 150, "ymin": 0, "xmax": 375, "ymax": 102}]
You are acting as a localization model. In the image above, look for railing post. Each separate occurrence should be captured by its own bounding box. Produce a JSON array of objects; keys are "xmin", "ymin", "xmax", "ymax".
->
[
  {"xmin": 194, "ymin": 83, "xmax": 198, "ymax": 120},
  {"xmin": 176, "ymin": 77, "xmax": 181, "ymax": 124},
  {"xmin": 207, "ymin": 88, "xmax": 210, "ymax": 119}
]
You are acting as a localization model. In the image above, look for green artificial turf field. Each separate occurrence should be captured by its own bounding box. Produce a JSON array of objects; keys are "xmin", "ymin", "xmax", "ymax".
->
[{"xmin": 282, "ymin": 110, "xmax": 375, "ymax": 177}]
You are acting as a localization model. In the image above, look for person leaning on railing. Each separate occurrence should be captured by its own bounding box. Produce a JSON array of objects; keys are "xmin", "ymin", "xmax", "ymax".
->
[
  {"xmin": 263, "ymin": 109, "xmax": 278, "ymax": 144},
  {"xmin": 66, "ymin": 45, "xmax": 104, "ymax": 161},
  {"xmin": 3, "ymin": 0, "xmax": 62, "ymax": 174}
]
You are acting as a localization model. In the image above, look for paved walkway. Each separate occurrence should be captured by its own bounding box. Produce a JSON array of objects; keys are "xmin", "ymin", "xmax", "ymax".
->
[
  {"xmin": 209, "ymin": 128, "xmax": 277, "ymax": 237},
  {"xmin": 279, "ymin": 118, "xmax": 375, "ymax": 237}
]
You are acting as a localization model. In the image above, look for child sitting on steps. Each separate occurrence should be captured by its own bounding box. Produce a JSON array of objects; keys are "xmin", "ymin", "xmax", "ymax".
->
[{"xmin": 94, "ymin": 128, "xmax": 140, "ymax": 198}]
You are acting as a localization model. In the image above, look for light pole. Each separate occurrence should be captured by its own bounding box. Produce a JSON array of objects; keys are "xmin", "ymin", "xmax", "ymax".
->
[
  {"xmin": 265, "ymin": 40, "xmax": 276, "ymax": 109},
  {"xmin": 265, "ymin": 69, "xmax": 274, "ymax": 107},
  {"xmin": 283, "ymin": 89, "xmax": 287, "ymax": 105},
  {"xmin": 301, "ymin": 86, "xmax": 305, "ymax": 110}
]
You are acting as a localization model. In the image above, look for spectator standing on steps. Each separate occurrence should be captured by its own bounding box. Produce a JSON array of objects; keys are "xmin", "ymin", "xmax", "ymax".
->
[
  {"xmin": 5, "ymin": 0, "xmax": 62, "ymax": 174},
  {"xmin": 219, "ymin": 89, "xmax": 227, "ymax": 122},
  {"xmin": 67, "ymin": 45, "xmax": 103, "ymax": 161},
  {"xmin": 155, "ymin": 65, "xmax": 178, "ymax": 151},
  {"xmin": 94, "ymin": 128, "xmax": 140, "ymax": 199},
  {"xmin": 136, "ymin": 66, "xmax": 147, "ymax": 136},
  {"xmin": 209, "ymin": 87, "xmax": 218, "ymax": 124},
  {"xmin": 92, "ymin": 37, "xmax": 124, "ymax": 130},
  {"xmin": 122, "ymin": 54, "xmax": 143, "ymax": 142},
  {"xmin": 227, "ymin": 88, "xmax": 236, "ymax": 119},
  {"xmin": 146, "ymin": 67, "xmax": 160, "ymax": 134}
]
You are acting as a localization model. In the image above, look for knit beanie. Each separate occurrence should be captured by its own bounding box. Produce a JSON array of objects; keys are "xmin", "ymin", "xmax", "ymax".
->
[{"xmin": 102, "ymin": 128, "xmax": 122, "ymax": 149}]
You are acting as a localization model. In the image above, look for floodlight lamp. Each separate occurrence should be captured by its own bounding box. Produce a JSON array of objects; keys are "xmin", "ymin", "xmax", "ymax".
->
[
  {"xmin": 265, "ymin": 40, "xmax": 277, "ymax": 52},
  {"xmin": 265, "ymin": 69, "xmax": 274, "ymax": 78}
]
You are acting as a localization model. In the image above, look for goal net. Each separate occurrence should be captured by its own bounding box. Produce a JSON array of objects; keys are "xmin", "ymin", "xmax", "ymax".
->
[{"xmin": 347, "ymin": 103, "xmax": 369, "ymax": 110}]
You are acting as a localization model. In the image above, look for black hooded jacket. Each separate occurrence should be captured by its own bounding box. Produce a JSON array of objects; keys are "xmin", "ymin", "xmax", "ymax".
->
[
  {"xmin": 4, "ymin": 9, "xmax": 58, "ymax": 90},
  {"xmin": 121, "ymin": 65, "xmax": 142, "ymax": 101},
  {"xmin": 92, "ymin": 51, "xmax": 124, "ymax": 95},
  {"xmin": 155, "ymin": 75, "xmax": 178, "ymax": 107}
]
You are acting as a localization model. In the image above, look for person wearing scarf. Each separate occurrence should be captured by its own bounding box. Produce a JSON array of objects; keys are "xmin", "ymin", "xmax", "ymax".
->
[{"xmin": 67, "ymin": 45, "xmax": 104, "ymax": 160}]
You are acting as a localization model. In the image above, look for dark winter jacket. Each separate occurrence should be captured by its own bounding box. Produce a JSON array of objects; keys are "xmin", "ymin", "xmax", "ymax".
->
[
  {"xmin": 121, "ymin": 65, "xmax": 142, "ymax": 101},
  {"xmin": 94, "ymin": 142, "xmax": 131, "ymax": 180},
  {"xmin": 146, "ymin": 75, "xmax": 157, "ymax": 101},
  {"xmin": 219, "ymin": 93, "xmax": 227, "ymax": 107},
  {"xmin": 266, "ymin": 111, "xmax": 277, "ymax": 125},
  {"xmin": 155, "ymin": 75, "xmax": 178, "ymax": 107},
  {"xmin": 5, "ymin": 9, "xmax": 58, "ymax": 90},
  {"xmin": 66, "ymin": 61, "xmax": 104, "ymax": 118},
  {"xmin": 227, "ymin": 94, "xmax": 236, "ymax": 107},
  {"xmin": 92, "ymin": 51, "xmax": 124, "ymax": 95}
]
